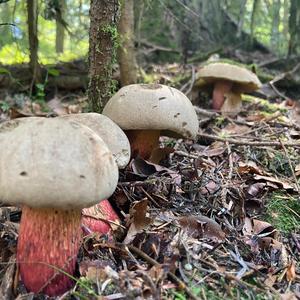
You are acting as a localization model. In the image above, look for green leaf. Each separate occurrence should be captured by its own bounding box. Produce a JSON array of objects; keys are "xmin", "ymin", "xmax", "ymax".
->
[
  {"xmin": 47, "ymin": 68, "xmax": 60, "ymax": 77},
  {"xmin": 0, "ymin": 67, "xmax": 10, "ymax": 75}
]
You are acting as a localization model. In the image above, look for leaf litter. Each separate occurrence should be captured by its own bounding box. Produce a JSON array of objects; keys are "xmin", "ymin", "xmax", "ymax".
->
[{"xmin": 0, "ymin": 97, "xmax": 300, "ymax": 299}]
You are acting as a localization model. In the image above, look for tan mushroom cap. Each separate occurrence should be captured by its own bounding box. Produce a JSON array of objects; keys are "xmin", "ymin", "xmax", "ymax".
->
[
  {"xmin": 61, "ymin": 113, "xmax": 130, "ymax": 169},
  {"xmin": 195, "ymin": 62, "xmax": 261, "ymax": 93},
  {"xmin": 103, "ymin": 84, "xmax": 199, "ymax": 139},
  {"xmin": 0, "ymin": 118, "xmax": 118, "ymax": 209}
]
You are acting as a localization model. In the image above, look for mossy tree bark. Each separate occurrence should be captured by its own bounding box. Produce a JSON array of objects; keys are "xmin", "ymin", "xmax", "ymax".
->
[
  {"xmin": 288, "ymin": 0, "xmax": 300, "ymax": 56},
  {"xmin": 27, "ymin": 0, "xmax": 41, "ymax": 83},
  {"xmin": 88, "ymin": 0, "xmax": 120, "ymax": 113},
  {"xmin": 55, "ymin": 0, "xmax": 66, "ymax": 54},
  {"xmin": 117, "ymin": 0, "xmax": 137, "ymax": 86}
]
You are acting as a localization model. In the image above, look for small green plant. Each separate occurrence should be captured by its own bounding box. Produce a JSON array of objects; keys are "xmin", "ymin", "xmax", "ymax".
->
[
  {"xmin": 35, "ymin": 83, "xmax": 46, "ymax": 103},
  {"xmin": 0, "ymin": 101, "xmax": 10, "ymax": 112},
  {"xmin": 266, "ymin": 192, "xmax": 300, "ymax": 233}
]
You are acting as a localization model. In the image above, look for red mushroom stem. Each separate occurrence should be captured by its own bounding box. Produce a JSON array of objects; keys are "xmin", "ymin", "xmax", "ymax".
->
[
  {"xmin": 17, "ymin": 206, "xmax": 82, "ymax": 296},
  {"xmin": 82, "ymin": 199, "xmax": 120, "ymax": 235},
  {"xmin": 212, "ymin": 80, "xmax": 233, "ymax": 110},
  {"xmin": 125, "ymin": 129, "xmax": 160, "ymax": 160}
]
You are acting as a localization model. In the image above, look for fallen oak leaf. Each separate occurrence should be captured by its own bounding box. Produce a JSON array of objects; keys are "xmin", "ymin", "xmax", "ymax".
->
[
  {"xmin": 238, "ymin": 161, "xmax": 265, "ymax": 175},
  {"xmin": 149, "ymin": 147, "xmax": 174, "ymax": 164},
  {"xmin": 131, "ymin": 157, "xmax": 181, "ymax": 185},
  {"xmin": 253, "ymin": 174, "xmax": 295, "ymax": 191},
  {"xmin": 178, "ymin": 215, "xmax": 225, "ymax": 242},
  {"xmin": 286, "ymin": 260, "xmax": 296, "ymax": 282},
  {"xmin": 123, "ymin": 199, "xmax": 153, "ymax": 244}
]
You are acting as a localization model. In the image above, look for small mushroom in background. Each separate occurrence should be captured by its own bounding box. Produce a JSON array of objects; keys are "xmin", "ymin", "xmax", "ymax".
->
[
  {"xmin": 0, "ymin": 118, "xmax": 118, "ymax": 296},
  {"xmin": 194, "ymin": 62, "xmax": 261, "ymax": 115},
  {"xmin": 102, "ymin": 83, "xmax": 199, "ymax": 160},
  {"xmin": 61, "ymin": 113, "xmax": 130, "ymax": 235}
]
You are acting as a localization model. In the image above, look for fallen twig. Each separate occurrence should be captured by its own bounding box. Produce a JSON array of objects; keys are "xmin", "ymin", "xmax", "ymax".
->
[
  {"xmin": 198, "ymin": 132, "xmax": 300, "ymax": 147},
  {"xmin": 127, "ymin": 245, "xmax": 202, "ymax": 300}
]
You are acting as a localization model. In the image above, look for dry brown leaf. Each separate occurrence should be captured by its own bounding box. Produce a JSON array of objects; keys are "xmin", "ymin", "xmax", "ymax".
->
[
  {"xmin": 199, "ymin": 180, "xmax": 218, "ymax": 195},
  {"xmin": 253, "ymin": 174, "xmax": 295, "ymax": 190},
  {"xmin": 123, "ymin": 199, "xmax": 153, "ymax": 244},
  {"xmin": 149, "ymin": 147, "xmax": 174, "ymax": 164},
  {"xmin": 178, "ymin": 215, "xmax": 225, "ymax": 242},
  {"xmin": 243, "ymin": 217, "xmax": 277, "ymax": 238},
  {"xmin": 286, "ymin": 261, "xmax": 296, "ymax": 282},
  {"xmin": 246, "ymin": 113, "xmax": 266, "ymax": 122},
  {"xmin": 131, "ymin": 157, "xmax": 181, "ymax": 185},
  {"xmin": 79, "ymin": 259, "xmax": 118, "ymax": 284},
  {"xmin": 221, "ymin": 123, "xmax": 250, "ymax": 135},
  {"xmin": 238, "ymin": 161, "xmax": 264, "ymax": 175},
  {"xmin": 280, "ymin": 292, "xmax": 298, "ymax": 300},
  {"xmin": 247, "ymin": 182, "xmax": 266, "ymax": 197}
]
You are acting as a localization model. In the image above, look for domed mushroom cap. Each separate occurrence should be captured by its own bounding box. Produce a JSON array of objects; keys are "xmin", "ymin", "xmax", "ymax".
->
[
  {"xmin": 103, "ymin": 84, "xmax": 199, "ymax": 139},
  {"xmin": 0, "ymin": 118, "xmax": 118, "ymax": 209},
  {"xmin": 61, "ymin": 113, "xmax": 130, "ymax": 169},
  {"xmin": 195, "ymin": 62, "xmax": 261, "ymax": 93}
]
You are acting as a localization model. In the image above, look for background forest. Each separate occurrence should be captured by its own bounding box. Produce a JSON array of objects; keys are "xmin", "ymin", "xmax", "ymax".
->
[{"xmin": 0, "ymin": 0, "xmax": 299, "ymax": 64}]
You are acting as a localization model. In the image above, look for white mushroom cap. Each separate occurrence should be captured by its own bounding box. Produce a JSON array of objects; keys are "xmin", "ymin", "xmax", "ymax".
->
[
  {"xmin": 60, "ymin": 113, "xmax": 130, "ymax": 169},
  {"xmin": 0, "ymin": 118, "xmax": 118, "ymax": 209},
  {"xmin": 102, "ymin": 84, "xmax": 199, "ymax": 139},
  {"xmin": 195, "ymin": 62, "xmax": 261, "ymax": 93}
]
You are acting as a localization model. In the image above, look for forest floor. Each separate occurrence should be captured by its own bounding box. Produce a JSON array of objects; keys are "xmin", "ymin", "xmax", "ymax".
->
[{"xmin": 0, "ymin": 62, "xmax": 300, "ymax": 300}]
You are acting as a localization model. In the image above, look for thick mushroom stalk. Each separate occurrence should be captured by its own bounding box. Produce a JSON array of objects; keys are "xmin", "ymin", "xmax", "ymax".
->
[
  {"xmin": 212, "ymin": 80, "xmax": 233, "ymax": 110},
  {"xmin": 82, "ymin": 199, "xmax": 120, "ymax": 235},
  {"xmin": 17, "ymin": 206, "xmax": 81, "ymax": 296},
  {"xmin": 125, "ymin": 129, "xmax": 160, "ymax": 159}
]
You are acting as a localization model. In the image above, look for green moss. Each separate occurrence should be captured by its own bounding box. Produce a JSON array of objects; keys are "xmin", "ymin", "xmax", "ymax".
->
[
  {"xmin": 242, "ymin": 95, "xmax": 287, "ymax": 114},
  {"xmin": 265, "ymin": 193, "xmax": 300, "ymax": 233},
  {"xmin": 167, "ymin": 284, "xmax": 271, "ymax": 300}
]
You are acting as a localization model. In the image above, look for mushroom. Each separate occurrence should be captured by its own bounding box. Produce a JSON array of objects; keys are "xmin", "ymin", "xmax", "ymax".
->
[
  {"xmin": 102, "ymin": 84, "xmax": 199, "ymax": 160},
  {"xmin": 0, "ymin": 118, "xmax": 118, "ymax": 296},
  {"xmin": 194, "ymin": 62, "xmax": 261, "ymax": 115},
  {"xmin": 61, "ymin": 113, "xmax": 131, "ymax": 235}
]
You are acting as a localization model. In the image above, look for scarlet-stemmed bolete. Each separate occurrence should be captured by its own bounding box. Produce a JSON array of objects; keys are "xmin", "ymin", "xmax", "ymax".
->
[
  {"xmin": 194, "ymin": 62, "xmax": 261, "ymax": 115},
  {"xmin": 102, "ymin": 84, "xmax": 199, "ymax": 160},
  {"xmin": 61, "ymin": 113, "xmax": 131, "ymax": 235},
  {"xmin": 0, "ymin": 118, "xmax": 118, "ymax": 296}
]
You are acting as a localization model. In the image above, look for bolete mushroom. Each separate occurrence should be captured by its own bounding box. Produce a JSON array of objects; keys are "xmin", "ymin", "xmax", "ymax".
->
[
  {"xmin": 194, "ymin": 62, "xmax": 261, "ymax": 115},
  {"xmin": 61, "ymin": 113, "xmax": 131, "ymax": 235},
  {"xmin": 0, "ymin": 118, "xmax": 118, "ymax": 296},
  {"xmin": 102, "ymin": 84, "xmax": 199, "ymax": 160}
]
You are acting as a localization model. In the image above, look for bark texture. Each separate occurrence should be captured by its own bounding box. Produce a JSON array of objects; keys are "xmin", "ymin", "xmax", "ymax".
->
[
  {"xmin": 288, "ymin": 0, "xmax": 300, "ymax": 56},
  {"xmin": 27, "ymin": 0, "xmax": 41, "ymax": 83},
  {"xmin": 117, "ymin": 0, "xmax": 137, "ymax": 86},
  {"xmin": 55, "ymin": 0, "xmax": 66, "ymax": 54},
  {"xmin": 88, "ymin": 0, "xmax": 120, "ymax": 113}
]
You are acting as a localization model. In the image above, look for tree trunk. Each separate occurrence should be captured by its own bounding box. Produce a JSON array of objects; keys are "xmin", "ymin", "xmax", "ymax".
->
[
  {"xmin": 88, "ymin": 0, "xmax": 120, "ymax": 113},
  {"xmin": 55, "ymin": 0, "xmax": 66, "ymax": 54},
  {"xmin": 271, "ymin": 0, "xmax": 280, "ymax": 51},
  {"xmin": 249, "ymin": 0, "xmax": 260, "ymax": 48},
  {"xmin": 117, "ymin": 0, "xmax": 137, "ymax": 86},
  {"xmin": 236, "ymin": 0, "xmax": 247, "ymax": 38},
  {"xmin": 27, "ymin": 0, "xmax": 41, "ymax": 83},
  {"xmin": 0, "ymin": 2, "xmax": 11, "ymax": 47},
  {"xmin": 288, "ymin": 0, "xmax": 300, "ymax": 56}
]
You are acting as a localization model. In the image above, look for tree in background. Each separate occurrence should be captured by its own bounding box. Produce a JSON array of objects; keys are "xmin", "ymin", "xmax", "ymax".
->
[
  {"xmin": 88, "ymin": 0, "xmax": 120, "ymax": 112},
  {"xmin": 117, "ymin": 0, "xmax": 137, "ymax": 86},
  {"xmin": 55, "ymin": 0, "xmax": 66, "ymax": 54},
  {"xmin": 27, "ymin": 0, "xmax": 41, "ymax": 83},
  {"xmin": 288, "ymin": 0, "xmax": 300, "ymax": 56}
]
